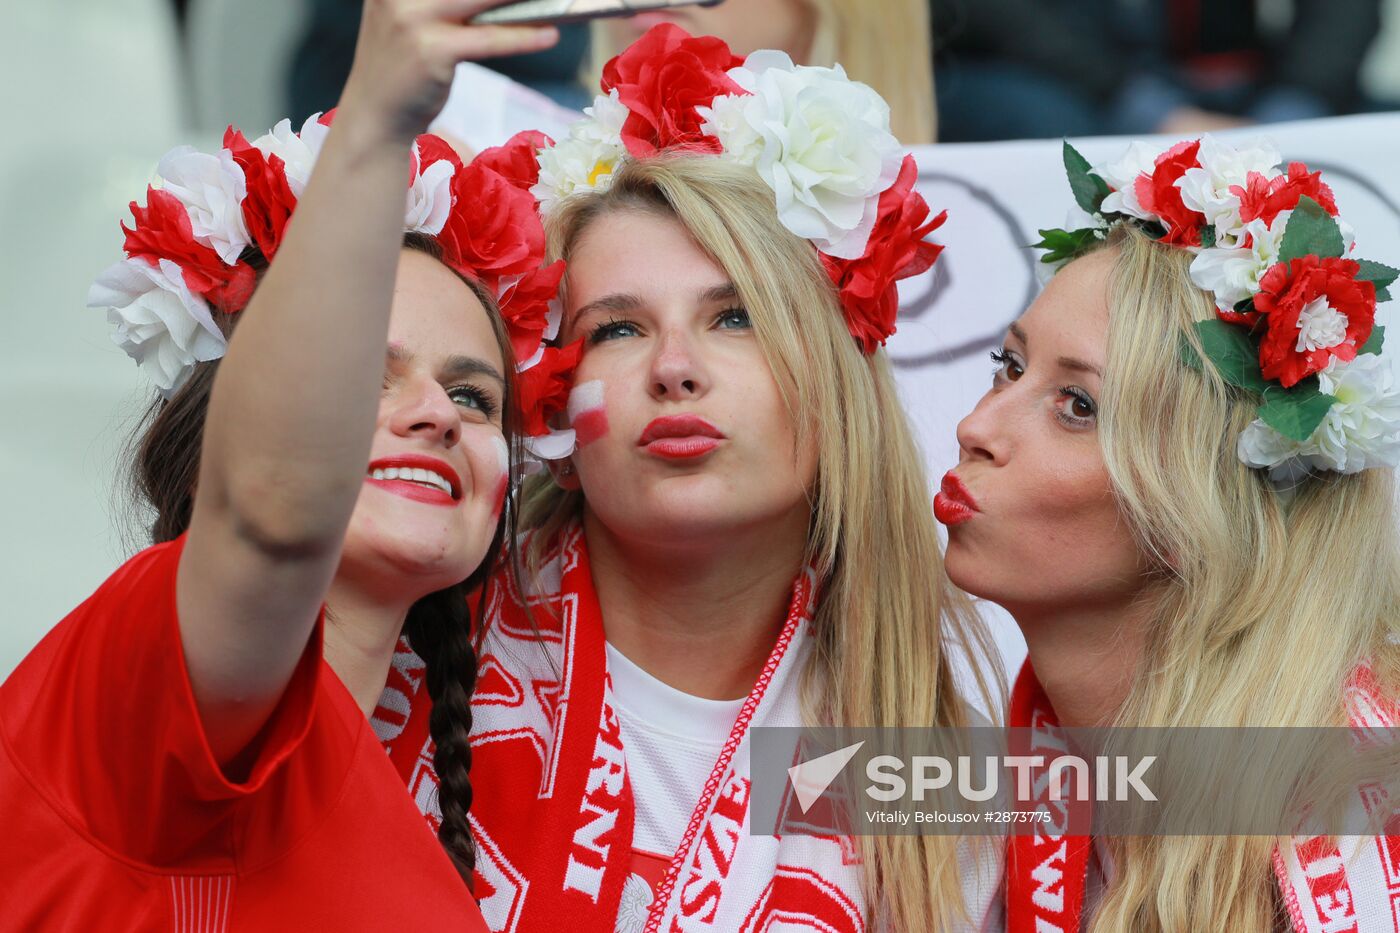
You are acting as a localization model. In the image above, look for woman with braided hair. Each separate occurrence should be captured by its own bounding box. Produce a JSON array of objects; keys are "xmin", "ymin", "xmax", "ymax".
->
[{"xmin": 0, "ymin": 1, "xmax": 574, "ymax": 929}]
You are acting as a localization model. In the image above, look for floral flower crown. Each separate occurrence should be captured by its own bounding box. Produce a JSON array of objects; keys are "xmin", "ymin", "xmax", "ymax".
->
[
  {"xmin": 87, "ymin": 113, "xmax": 581, "ymax": 460},
  {"xmin": 1035, "ymin": 136, "xmax": 1400, "ymax": 481},
  {"xmin": 525, "ymin": 23, "xmax": 947, "ymax": 355}
]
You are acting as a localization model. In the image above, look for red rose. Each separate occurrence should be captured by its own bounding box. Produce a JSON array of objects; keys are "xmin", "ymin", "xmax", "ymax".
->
[
  {"xmin": 224, "ymin": 127, "xmax": 299, "ymax": 261},
  {"xmin": 1254, "ymin": 255, "xmax": 1376, "ymax": 387},
  {"xmin": 516, "ymin": 339, "xmax": 583, "ymax": 437},
  {"xmin": 413, "ymin": 133, "xmax": 464, "ymax": 184},
  {"xmin": 1234, "ymin": 162, "xmax": 1339, "ymax": 228},
  {"xmin": 122, "ymin": 187, "xmax": 256, "ymax": 311},
  {"xmin": 1133, "ymin": 139, "xmax": 1205, "ymax": 246},
  {"xmin": 436, "ymin": 160, "xmax": 546, "ymax": 295},
  {"xmin": 820, "ymin": 156, "xmax": 946, "ymax": 354},
  {"xmin": 600, "ymin": 23, "xmax": 744, "ymax": 157},
  {"xmin": 474, "ymin": 130, "xmax": 552, "ymax": 192}
]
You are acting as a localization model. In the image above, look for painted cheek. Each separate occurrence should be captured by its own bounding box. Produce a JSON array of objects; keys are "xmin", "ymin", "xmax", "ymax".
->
[{"xmin": 567, "ymin": 379, "xmax": 609, "ymax": 448}]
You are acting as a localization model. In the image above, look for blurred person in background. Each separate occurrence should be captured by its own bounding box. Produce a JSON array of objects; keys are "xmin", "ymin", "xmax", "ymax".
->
[{"xmin": 932, "ymin": 0, "xmax": 1383, "ymax": 142}]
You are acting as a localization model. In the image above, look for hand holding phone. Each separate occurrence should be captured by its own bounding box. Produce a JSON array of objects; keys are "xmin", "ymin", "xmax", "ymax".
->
[{"xmin": 474, "ymin": 0, "xmax": 725, "ymax": 27}]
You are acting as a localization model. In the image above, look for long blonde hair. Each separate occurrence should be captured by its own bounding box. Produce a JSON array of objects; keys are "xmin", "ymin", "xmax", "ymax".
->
[
  {"xmin": 521, "ymin": 154, "xmax": 997, "ymax": 929},
  {"xmin": 1084, "ymin": 226, "xmax": 1400, "ymax": 930},
  {"xmin": 588, "ymin": 0, "xmax": 937, "ymax": 144}
]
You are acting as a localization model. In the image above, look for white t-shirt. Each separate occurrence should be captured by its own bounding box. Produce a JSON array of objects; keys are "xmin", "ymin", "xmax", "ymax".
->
[{"xmin": 604, "ymin": 642, "xmax": 745, "ymax": 932}]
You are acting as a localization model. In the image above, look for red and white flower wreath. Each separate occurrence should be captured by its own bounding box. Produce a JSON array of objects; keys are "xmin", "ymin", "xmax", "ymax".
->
[
  {"xmin": 88, "ymin": 113, "xmax": 580, "ymax": 460},
  {"xmin": 1037, "ymin": 135, "xmax": 1400, "ymax": 481},
  {"xmin": 526, "ymin": 23, "xmax": 948, "ymax": 355}
]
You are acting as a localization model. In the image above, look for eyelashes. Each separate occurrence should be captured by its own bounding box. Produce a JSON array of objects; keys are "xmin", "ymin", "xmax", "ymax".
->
[
  {"xmin": 447, "ymin": 384, "xmax": 499, "ymax": 419},
  {"xmin": 989, "ymin": 347, "xmax": 1097, "ymax": 426},
  {"xmin": 586, "ymin": 308, "xmax": 752, "ymax": 345}
]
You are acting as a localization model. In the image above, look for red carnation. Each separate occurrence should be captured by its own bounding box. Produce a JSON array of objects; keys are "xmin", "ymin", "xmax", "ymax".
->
[
  {"xmin": 474, "ymin": 130, "xmax": 552, "ymax": 192},
  {"xmin": 1254, "ymin": 255, "xmax": 1376, "ymax": 387},
  {"xmin": 122, "ymin": 187, "xmax": 256, "ymax": 311},
  {"xmin": 224, "ymin": 127, "xmax": 299, "ymax": 261},
  {"xmin": 1234, "ymin": 162, "xmax": 1339, "ymax": 228},
  {"xmin": 516, "ymin": 339, "xmax": 583, "ymax": 437},
  {"xmin": 436, "ymin": 161, "xmax": 547, "ymax": 294},
  {"xmin": 820, "ymin": 156, "xmax": 946, "ymax": 354},
  {"xmin": 499, "ymin": 260, "xmax": 566, "ymax": 364},
  {"xmin": 600, "ymin": 23, "xmax": 744, "ymax": 157},
  {"xmin": 1133, "ymin": 139, "xmax": 1205, "ymax": 246}
]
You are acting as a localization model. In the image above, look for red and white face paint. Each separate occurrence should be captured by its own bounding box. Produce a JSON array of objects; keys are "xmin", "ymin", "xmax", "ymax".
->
[{"xmin": 568, "ymin": 379, "xmax": 609, "ymax": 448}]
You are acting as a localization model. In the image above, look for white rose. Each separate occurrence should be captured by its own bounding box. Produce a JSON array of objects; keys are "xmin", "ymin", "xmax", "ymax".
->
[
  {"xmin": 1178, "ymin": 135, "xmax": 1281, "ymax": 248},
  {"xmin": 404, "ymin": 141, "xmax": 456, "ymax": 235},
  {"xmin": 1238, "ymin": 354, "xmax": 1400, "ymax": 479},
  {"xmin": 531, "ymin": 91, "xmax": 629, "ymax": 212},
  {"xmin": 155, "ymin": 145, "xmax": 250, "ymax": 264},
  {"xmin": 1188, "ymin": 213, "xmax": 1288, "ymax": 312},
  {"xmin": 251, "ymin": 113, "xmax": 330, "ymax": 198},
  {"xmin": 88, "ymin": 257, "xmax": 227, "ymax": 397},
  {"xmin": 698, "ymin": 50, "xmax": 903, "ymax": 260},
  {"xmin": 1093, "ymin": 141, "xmax": 1160, "ymax": 222}
]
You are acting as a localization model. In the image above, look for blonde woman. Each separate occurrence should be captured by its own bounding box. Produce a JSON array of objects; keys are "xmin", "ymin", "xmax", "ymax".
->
[
  {"xmin": 594, "ymin": 0, "xmax": 938, "ymax": 143},
  {"xmin": 374, "ymin": 24, "xmax": 1001, "ymax": 933},
  {"xmin": 937, "ymin": 136, "xmax": 1400, "ymax": 930}
]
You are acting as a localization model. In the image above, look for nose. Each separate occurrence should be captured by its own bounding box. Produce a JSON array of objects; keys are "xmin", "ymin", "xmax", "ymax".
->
[
  {"xmin": 648, "ymin": 327, "xmax": 710, "ymax": 401},
  {"xmin": 388, "ymin": 376, "xmax": 460, "ymax": 448},
  {"xmin": 955, "ymin": 387, "xmax": 1011, "ymax": 466}
]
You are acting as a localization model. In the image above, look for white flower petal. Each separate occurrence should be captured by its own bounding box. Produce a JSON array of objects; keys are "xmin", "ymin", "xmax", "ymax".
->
[
  {"xmin": 251, "ymin": 113, "xmax": 329, "ymax": 198},
  {"xmin": 404, "ymin": 145, "xmax": 456, "ymax": 235},
  {"xmin": 522, "ymin": 429, "xmax": 577, "ymax": 461},
  {"xmin": 88, "ymin": 257, "xmax": 227, "ymax": 396},
  {"xmin": 155, "ymin": 145, "xmax": 250, "ymax": 264},
  {"xmin": 1093, "ymin": 141, "xmax": 1160, "ymax": 222},
  {"xmin": 704, "ymin": 52, "xmax": 903, "ymax": 260},
  {"xmin": 1237, "ymin": 354, "xmax": 1400, "ymax": 478},
  {"xmin": 1177, "ymin": 135, "xmax": 1281, "ymax": 248},
  {"xmin": 531, "ymin": 91, "xmax": 628, "ymax": 212}
]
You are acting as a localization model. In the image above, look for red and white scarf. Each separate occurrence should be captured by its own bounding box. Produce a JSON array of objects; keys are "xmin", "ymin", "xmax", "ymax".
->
[
  {"xmin": 374, "ymin": 523, "xmax": 879, "ymax": 932},
  {"xmin": 1004, "ymin": 661, "xmax": 1400, "ymax": 933}
]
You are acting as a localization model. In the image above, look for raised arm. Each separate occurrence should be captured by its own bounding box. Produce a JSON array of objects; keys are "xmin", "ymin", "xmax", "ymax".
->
[{"xmin": 176, "ymin": 0, "xmax": 555, "ymax": 767}]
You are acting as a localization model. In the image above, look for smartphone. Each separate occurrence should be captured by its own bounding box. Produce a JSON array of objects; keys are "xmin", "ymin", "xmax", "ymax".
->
[{"xmin": 474, "ymin": 0, "xmax": 726, "ymax": 27}]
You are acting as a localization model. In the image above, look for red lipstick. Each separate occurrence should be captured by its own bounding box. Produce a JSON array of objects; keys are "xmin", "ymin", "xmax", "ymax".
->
[
  {"xmin": 934, "ymin": 471, "xmax": 979, "ymax": 526},
  {"xmin": 365, "ymin": 453, "xmax": 462, "ymax": 507},
  {"xmin": 638, "ymin": 415, "xmax": 725, "ymax": 460}
]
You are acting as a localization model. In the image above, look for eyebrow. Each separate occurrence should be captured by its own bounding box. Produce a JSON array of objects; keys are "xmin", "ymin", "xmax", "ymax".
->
[
  {"xmin": 571, "ymin": 282, "xmax": 741, "ymax": 322},
  {"xmin": 1005, "ymin": 323, "xmax": 1103, "ymax": 378},
  {"xmin": 386, "ymin": 345, "xmax": 504, "ymax": 385}
]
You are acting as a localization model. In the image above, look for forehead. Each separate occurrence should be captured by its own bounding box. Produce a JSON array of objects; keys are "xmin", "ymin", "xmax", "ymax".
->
[
  {"xmin": 1015, "ymin": 249, "xmax": 1113, "ymax": 366},
  {"xmin": 387, "ymin": 250, "xmax": 503, "ymax": 369},
  {"xmin": 566, "ymin": 209, "xmax": 729, "ymax": 309}
]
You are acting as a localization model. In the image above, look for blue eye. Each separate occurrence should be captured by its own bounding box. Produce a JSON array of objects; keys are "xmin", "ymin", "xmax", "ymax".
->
[
  {"xmin": 716, "ymin": 307, "xmax": 751, "ymax": 330},
  {"xmin": 589, "ymin": 317, "xmax": 641, "ymax": 343}
]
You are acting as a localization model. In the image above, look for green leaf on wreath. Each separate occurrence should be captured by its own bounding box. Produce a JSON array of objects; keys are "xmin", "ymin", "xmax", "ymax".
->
[
  {"xmin": 1258, "ymin": 378, "xmax": 1336, "ymax": 443},
  {"xmin": 1278, "ymin": 196, "xmax": 1345, "ymax": 263},
  {"xmin": 1193, "ymin": 320, "xmax": 1270, "ymax": 394},
  {"xmin": 1200, "ymin": 226, "xmax": 1217, "ymax": 250},
  {"xmin": 1032, "ymin": 226, "xmax": 1103, "ymax": 265},
  {"xmin": 1063, "ymin": 141, "xmax": 1112, "ymax": 215},
  {"xmin": 1360, "ymin": 324, "xmax": 1386, "ymax": 356},
  {"xmin": 1356, "ymin": 259, "xmax": 1399, "ymax": 303},
  {"xmin": 1178, "ymin": 333, "xmax": 1204, "ymax": 372}
]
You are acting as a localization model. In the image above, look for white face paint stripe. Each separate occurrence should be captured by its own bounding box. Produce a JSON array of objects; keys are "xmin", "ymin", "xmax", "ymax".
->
[
  {"xmin": 567, "ymin": 380, "xmax": 606, "ymax": 422},
  {"xmin": 491, "ymin": 435, "xmax": 510, "ymax": 475}
]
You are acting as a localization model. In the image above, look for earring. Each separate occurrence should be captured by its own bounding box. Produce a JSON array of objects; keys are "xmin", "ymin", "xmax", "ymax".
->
[{"xmin": 560, "ymin": 463, "xmax": 575, "ymax": 477}]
